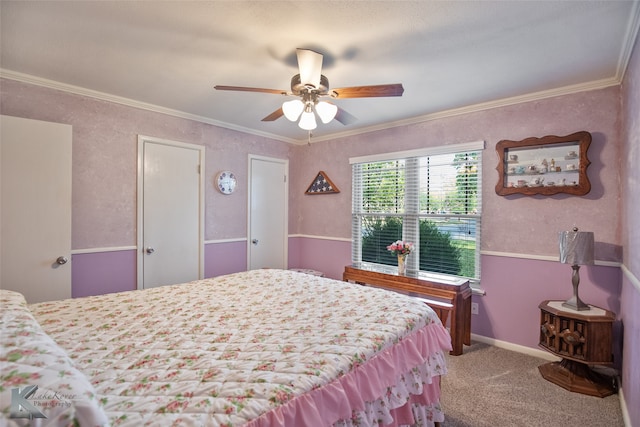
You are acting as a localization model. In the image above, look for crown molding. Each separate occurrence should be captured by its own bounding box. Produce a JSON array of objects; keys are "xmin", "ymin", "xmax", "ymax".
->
[
  {"xmin": 617, "ymin": 0, "xmax": 640, "ymax": 82},
  {"xmin": 0, "ymin": 68, "xmax": 299, "ymax": 145},
  {"xmin": 0, "ymin": 68, "xmax": 622, "ymax": 146},
  {"xmin": 307, "ymin": 77, "xmax": 622, "ymax": 143}
]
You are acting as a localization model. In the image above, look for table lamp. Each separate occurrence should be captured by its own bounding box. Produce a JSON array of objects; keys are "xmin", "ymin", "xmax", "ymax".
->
[{"xmin": 559, "ymin": 227, "xmax": 594, "ymax": 311}]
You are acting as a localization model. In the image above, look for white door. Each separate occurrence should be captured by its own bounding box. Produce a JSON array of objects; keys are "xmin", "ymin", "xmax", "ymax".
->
[
  {"xmin": 248, "ymin": 155, "xmax": 288, "ymax": 270},
  {"xmin": 1, "ymin": 115, "xmax": 72, "ymax": 303},
  {"xmin": 137, "ymin": 136, "xmax": 204, "ymax": 289}
]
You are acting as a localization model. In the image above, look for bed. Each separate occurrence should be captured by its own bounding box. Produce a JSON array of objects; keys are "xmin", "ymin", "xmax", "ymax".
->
[{"xmin": 1, "ymin": 269, "xmax": 452, "ymax": 426}]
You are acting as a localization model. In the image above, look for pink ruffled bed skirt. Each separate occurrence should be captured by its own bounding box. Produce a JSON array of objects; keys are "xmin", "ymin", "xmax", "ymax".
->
[{"xmin": 247, "ymin": 322, "xmax": 452, "ymax": 427}]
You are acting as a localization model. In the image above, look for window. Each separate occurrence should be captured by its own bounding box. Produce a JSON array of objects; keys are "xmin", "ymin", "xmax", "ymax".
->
[{"xmin": 350, "ymin": 141, "xmax": 484, "ymax": 285}]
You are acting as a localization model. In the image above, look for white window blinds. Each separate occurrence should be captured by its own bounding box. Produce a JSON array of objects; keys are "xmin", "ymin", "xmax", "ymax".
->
[{"xmin": 351, "ymin": 141, "xmax": 484, "ymax": 283}]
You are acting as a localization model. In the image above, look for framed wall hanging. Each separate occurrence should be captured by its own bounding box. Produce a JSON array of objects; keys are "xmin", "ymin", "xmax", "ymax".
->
[
  {"xmin": 495, "ymin": 131, "xmax": 592, "ymax": 196},
  {"xmin": 305, "ymin": 171, "xmax": 340, "ymax": 195}
]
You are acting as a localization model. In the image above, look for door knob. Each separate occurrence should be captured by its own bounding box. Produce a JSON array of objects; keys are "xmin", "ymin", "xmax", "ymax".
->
[
  {"xmin": 145, "ymin": 247, "xmax": 155, "ymax": 254},
  {"xmin": 252, "ymin": 239, "xmax": 259, "ymax": 245},
  {"xmin": 56, "ymin": 256, "xmax": 68, "ymax": 265}
]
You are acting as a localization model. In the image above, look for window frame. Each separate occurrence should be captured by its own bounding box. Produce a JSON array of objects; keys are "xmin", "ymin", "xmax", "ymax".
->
[{"xmin": 350, "ymin": 141, "xmax": 485, "ymax": 286}]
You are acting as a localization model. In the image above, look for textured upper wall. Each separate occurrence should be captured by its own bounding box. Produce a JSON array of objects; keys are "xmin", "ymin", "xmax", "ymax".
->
[
  {"xmin": 0, "ymin": 77, "xmax": 623, "ymax": 262},
  {"xmin": 0, "ymin": 78, "xmax": 291, "ymax": 249},
  {"xmin": 290, "ymin": 86, "xmax": 622, "ymax": 262}
]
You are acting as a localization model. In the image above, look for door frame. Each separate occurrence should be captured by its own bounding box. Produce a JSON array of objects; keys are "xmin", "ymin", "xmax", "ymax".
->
[
  {"xmin": 247, "ymin": 154, "xmax": 289, "ymax": 270},
  {"xmin": 136, "ymin": 135, "xmax": 205, "ymax": 289}
]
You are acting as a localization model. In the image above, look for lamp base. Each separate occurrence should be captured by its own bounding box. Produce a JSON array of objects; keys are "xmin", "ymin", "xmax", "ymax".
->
[
  {"xmin": 562, "ymin": 296, "xmax": 590, "ymax": 311},
  {"xmin": 563, "ymin": 264, "xmax": 590, "ymax": 311}
]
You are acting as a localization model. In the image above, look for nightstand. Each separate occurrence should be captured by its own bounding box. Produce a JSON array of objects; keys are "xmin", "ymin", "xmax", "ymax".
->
[{"xmin": 538, "ymin": 300, "xmax": 616, "ymax": 397}]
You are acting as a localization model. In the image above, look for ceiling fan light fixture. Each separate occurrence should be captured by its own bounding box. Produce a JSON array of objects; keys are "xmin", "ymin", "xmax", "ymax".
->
[
  {"xmin": 296, "ymin": 48, "xmax": 323, "ymax": 89},
  {"xmin": 315, "ymin": 101, "xmax": 338, "ymax": 124},
  {"xmin": 216, "ymin": 48, "xmax": 404, "ymax": 132},
  {"xmin": 282, "ymin": 99, "xmax": 304, "ymax": 121},
  {"xmin": 298, "ymin": 109, "xmax": 317, "ymax": 130}
]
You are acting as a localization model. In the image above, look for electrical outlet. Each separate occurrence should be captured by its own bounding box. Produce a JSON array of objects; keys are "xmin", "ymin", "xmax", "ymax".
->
[{"xmin": 471, "ymin": 302, "xmax": 479, "ymax": 315}]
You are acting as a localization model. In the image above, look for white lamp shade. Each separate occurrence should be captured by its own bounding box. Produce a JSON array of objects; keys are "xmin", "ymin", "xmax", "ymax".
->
[
  {"xmin": 315, "ymin": 101, "xmax": 338, "ymax": 124},
  {"xmin": 282, "ymin": 99, "xmax": 304, "ymax": 121},
  {"xmin": 298, "ymin": 110, "xmax": 317, "ymax": 130},
  {"xmin": 559, "ymin": 229, "xmax": 594, "ymax": 265}
]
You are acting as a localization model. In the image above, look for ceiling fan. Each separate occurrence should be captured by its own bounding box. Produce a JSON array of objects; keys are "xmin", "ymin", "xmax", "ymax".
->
[{"xmin": 214, "ymin": 48, "xmax": 404, "ymax": 131}]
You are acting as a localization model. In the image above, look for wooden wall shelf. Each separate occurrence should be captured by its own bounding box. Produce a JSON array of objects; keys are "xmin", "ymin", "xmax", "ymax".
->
[{"xmin": 495, "ymin": 131, "xmax": 592, "ymax": 196}]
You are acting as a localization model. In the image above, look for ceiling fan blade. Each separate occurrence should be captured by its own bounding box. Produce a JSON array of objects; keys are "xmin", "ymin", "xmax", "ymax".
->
[
  {"xmin": 296, "ymin": 48, "xmax": 323, "ymax": 89},
  {"xmin": 214, "ymin": 85, "xmax": 287, "ymax": 95},
  {"xmin": 331, "ymin": 84, "xmax": 404, "ymax": 99},
  {"xmin": 334, "ymin": 107, "xmax": 357, "ymax": 125},
  {"xmin": 261, "ymin": 107, "xmax": 284, "ymax": 122}
]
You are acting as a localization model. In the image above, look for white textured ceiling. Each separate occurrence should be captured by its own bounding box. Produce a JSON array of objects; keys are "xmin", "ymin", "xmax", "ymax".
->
[{"xmin": 1, "ymin": 1, "xmax": 639, "ymax": 144}]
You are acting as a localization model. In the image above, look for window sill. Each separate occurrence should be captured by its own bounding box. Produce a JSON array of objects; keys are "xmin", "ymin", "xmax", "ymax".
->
[{"xmin": 471, "ymin": 286, "xmax": 486, "ymax": 296}]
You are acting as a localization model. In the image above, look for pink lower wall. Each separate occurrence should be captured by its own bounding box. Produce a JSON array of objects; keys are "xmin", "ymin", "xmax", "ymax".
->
[
  {"xmin": 71, "ymin": 242, "xmax": 249, "ymax": 297},
  {"xmin": 620, "ymin": 275, "xmax": 639, "ymax": 425},
  {"xmin": 71, "ymin": 250, "xmax": 136, "ymax": 297},
  {"xmin": 288, "ymin": 237, "xmax": 351, "ymax": 280},
  {"xmin": 477, "ymin": 254, "xmax": 622, "ymax": 365},
  {"xmin": 204, "ymin": 241, "xmax": 247, "ymax": 278},
  {"xmin": 71, "ymin": 238, "xmax": 348, "ymax": 297}
]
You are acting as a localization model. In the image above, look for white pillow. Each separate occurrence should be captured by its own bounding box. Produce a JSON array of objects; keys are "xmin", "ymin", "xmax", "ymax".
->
[{"xmin": 0, "ymin": 289, "xmax": 108, "ymax": 426}]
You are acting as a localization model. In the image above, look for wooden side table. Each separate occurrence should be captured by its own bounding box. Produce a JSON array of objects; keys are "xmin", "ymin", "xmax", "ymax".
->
[
  {"xmin": 343, "ymin": 264, "xmax": 471, "ymax": 355},
  {"xmin": 538, "ymin": 300, "xmax": 616, "ymax": 397}
]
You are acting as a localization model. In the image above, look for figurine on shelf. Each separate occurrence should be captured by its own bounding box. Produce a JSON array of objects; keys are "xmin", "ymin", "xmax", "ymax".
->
[{"xmin": 540, "ymin": 159, "xmax": 548, "ymax": 173}]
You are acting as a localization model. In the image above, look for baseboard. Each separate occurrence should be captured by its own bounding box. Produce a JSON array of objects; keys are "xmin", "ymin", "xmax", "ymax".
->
[
  {"xmin": 619, "ymin": 387, "xmax": 632, "ymax": 427},
  {"xmin": 470, "ymin": 333, "xmax": 631, "ymax": 426},
  {"xmin": 470, "ymin": 333, "xmax": 559, "ymax": 361}
]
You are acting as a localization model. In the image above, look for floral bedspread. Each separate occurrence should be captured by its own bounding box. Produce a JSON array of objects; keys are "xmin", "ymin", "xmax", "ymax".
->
[
  {"xmin": 0, "ymin": 289, "xmax": 108, "ymax": 426},
  {"xmin": 6, "ymin": 269, "xmax": 451, "ymax": 426}
]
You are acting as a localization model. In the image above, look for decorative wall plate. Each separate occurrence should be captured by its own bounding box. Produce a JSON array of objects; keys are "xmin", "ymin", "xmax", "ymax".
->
[{"xmin": 216, "ymin": 170, "xmax": 237, "ymax": 194}]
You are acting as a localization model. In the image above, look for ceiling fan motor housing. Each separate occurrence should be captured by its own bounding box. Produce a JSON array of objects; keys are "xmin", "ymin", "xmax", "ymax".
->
[{"xmin": 291, "ymin": 74, "xmax": 329, "ymax": 95}]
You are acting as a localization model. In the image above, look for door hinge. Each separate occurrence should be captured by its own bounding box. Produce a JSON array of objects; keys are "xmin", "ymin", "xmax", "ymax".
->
[
  {"xmin": 197, "ymin": 165, "xmax": 201, "ymax": 174},
  {"xmin": 284, "ymin": 175, "xmax": 287, "ymax": 183}
]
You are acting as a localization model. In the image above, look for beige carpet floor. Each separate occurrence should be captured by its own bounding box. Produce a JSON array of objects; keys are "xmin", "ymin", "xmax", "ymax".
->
[{"xmin": 439, "ymin": 342, "xmax": 624, "ymax": 427}]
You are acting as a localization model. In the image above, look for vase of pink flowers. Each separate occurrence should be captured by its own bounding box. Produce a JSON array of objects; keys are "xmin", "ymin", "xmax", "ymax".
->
[{"xmin": 387, "ymin": 240, "xmax": 414, "ymax": 275}]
